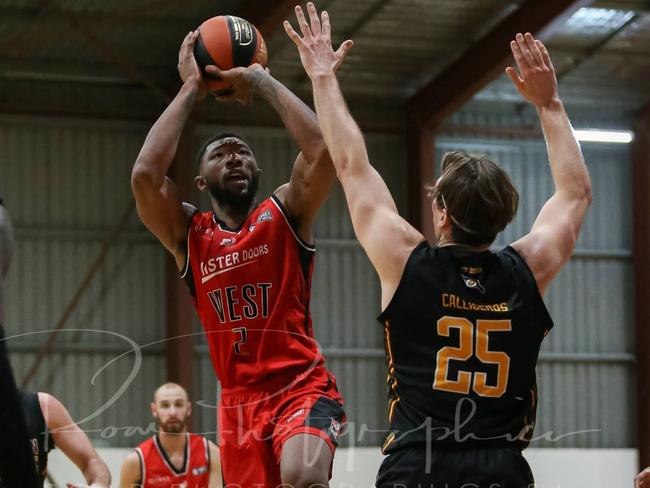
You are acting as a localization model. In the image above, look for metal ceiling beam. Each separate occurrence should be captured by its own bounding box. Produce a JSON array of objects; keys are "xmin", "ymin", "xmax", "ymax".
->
[
  {"xmin": 593, "ymin": 0, "xmax": 650, "ymax": 12},
  {"xmin": 0, "ymin": 58, "xmax": 173, "ymax": 86},
  {"xmin": 291, "ymin": 0, "xmax": 392, "ymax": 85},
  {"xmin": 546, "ymin": 46, "xmax": 650, "ymax": 62},
  {"xmin": 555, "ymin": 12, "xmax": 639, "ymax": 80},
  {"xmin": 0, "ymin": 0, "xmax": 182, "ymax": 59},
  {"xmin": 0, "ymin": 76, "xmax": 404, "ymax": 132},
  {"xmin": 34, "ymin": 0, "xmax": 172, "ymax": 105},
  {"xmin": 407, "ymin": 0, "xmax": 590, "ymax": 128},
  {"xmin": 0, "ymin": 1, "xmax": 186, "ymax": 26},
  {"xmin": 473, "ymin": 79, "xmax": 645, "ymax": 109}
]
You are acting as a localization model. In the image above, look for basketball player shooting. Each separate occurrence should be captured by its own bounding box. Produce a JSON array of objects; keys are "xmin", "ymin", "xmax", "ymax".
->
[
  {"xmin": 131, "ymin": 28, "xmax": 350, "ymax": 488},
  {"xmin": 286, "ymin": 3, "xmax": 591, "ymax": 487}
]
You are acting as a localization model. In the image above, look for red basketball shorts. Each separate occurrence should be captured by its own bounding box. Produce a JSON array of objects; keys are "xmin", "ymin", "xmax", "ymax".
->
[{"xmin": 218, "ymin": 368, "xmax": 345, "ymax": 488}]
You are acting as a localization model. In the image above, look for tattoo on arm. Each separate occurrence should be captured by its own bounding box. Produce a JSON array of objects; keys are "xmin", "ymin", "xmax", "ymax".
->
[{"xmin": 255, "ymin": 73, "xmax": 287, "ymax": 119}]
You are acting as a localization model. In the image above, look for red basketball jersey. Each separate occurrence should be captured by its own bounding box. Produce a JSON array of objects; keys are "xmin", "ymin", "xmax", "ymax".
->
[
  {"xmin": 182, "ymin": 195, "xmax": 327, "ymax": 390},
  {"xmin": 135, "ymin": 433, "xmax": 210, "ymax": 488}
]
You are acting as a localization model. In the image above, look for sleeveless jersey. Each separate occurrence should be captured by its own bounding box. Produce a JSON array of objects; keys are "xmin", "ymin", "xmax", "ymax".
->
[
  {"xmin": 378, "ymin": 243, "xmax": 553, "ymax": 453},
  {"xmin": 0, "ymin": 390, "xmax": 54, "ymax": 487},
  {"xmin": 135, "ymin": 433, "xmax": 210, "ymax": 488},
  {"xmin": 182, "ymin": 195, "xmax": 326, "ymax": 391}
]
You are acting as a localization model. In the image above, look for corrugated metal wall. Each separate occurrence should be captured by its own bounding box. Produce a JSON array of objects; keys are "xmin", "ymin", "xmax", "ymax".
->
[
  {"xmin": 438, "ymin": 113, "xmax": 634, "ymax": 448},
  {"xmin": 0, "ymin": 115, "xmax": 166, "ymax": 447}
]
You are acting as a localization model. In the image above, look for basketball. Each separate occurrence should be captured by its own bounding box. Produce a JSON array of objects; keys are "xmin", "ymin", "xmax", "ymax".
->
[{"xmin": 194, "ymin": 15, "xmax": 268, "ymax": 94}]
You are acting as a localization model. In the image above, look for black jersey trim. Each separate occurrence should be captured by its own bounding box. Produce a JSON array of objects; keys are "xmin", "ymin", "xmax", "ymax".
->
[
  {"xmin": 212, "ymin": 212, "xmax": 243, "ymax": 234},
  {"xmin": 377, "ymin": 240, "xmax": 428, "ymax": 323},
  {"xmin": 179, "ymin": 217, "xmax": 193, "ymax": 280},
  {"xmin": 153, "ymin": 433, "xmax": 189, "ymax": 476},
  {"xmin": 272, "ymin": 192, "xmax": 314, "ymax": 282},
  {"xmin": 179, "ymin": 214, "xmax": 197, "ymax": 298},
  {"xmin": 179, "ymin": 205, "xmax": 199, "ymax": 280},
  {"xmin": 135, "ymin": 447, "xmax": 145, "ymax": 486},
  {"xmin": 211, "ymin": 203, "xmax": 261, "ymax": 234},
  {"xmin": 270, "ymin": 194, "xmax": 316, "ymax": 252}
]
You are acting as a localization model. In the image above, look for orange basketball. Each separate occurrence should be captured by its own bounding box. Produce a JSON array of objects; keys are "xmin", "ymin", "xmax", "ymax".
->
[{"xmin": 194, "ymin": 15, "xmax": 268, "ymax": 95}]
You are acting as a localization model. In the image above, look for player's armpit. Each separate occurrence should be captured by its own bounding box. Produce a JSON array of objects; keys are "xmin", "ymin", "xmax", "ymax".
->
[
  {"xmin": 511, "ymin": 190, "xmax": 591, "ymax": 295},
  {"xmin": 281, "ymin": 150, "xmax": 337, "ymax": 243},
  {"xmin": 339, "ymin": 164, "xmax": 424, "ymax": 309}
]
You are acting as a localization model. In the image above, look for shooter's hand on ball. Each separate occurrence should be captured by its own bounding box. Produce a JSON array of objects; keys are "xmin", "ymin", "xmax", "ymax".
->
[
  {"xmin": 506, "ymin": 32, "xmax": 559, "ymax": 109},
  {"xmin": 205, "ymin": 63, "xmax": 268, "ymax": 105},
  {"xmin": 178, "ymin": 30, "xmax": 208, "ymax": 100},
  {"xmin": 283, "ymin": 2, "xmax": 353, "ymax": 80}
]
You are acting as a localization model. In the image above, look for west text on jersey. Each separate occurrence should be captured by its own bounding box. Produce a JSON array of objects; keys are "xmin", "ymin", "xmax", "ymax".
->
[{"xmin": 207, "ymin": 283, "xmax": 272, "ymax": 323}]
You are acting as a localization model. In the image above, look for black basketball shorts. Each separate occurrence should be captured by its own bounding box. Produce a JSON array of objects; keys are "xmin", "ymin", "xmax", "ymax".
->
[{"xmin": 376, "ymin": 446, "xmax": 535, "ymax": 488}]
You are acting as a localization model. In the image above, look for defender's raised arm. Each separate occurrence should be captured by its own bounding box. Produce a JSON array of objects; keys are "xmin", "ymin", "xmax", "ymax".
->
[
  {"xmin": 285, "ymin": 3, "xmax": 423, "ymax": 308},
  {"xmin": 508, "ymin": 33, "xmax": 592, "ymax": 294}
]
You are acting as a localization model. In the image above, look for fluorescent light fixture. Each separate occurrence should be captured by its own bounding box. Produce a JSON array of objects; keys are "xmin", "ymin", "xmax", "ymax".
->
[{"xmin": 573, "ymin": 129, "xmax": 634, "ymax": 144}]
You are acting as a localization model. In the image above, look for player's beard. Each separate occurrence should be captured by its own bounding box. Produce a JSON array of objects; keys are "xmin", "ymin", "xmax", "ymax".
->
[
  {"xmin": 158, "ymin": 417, "xmax": 186, "ymax": 434},
  {"xmin": 208, "ymin": 171, "xmax": 259, "ymax": 207}
]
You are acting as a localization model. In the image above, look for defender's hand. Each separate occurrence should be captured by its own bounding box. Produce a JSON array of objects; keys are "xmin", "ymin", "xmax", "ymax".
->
[
  {"xmin": 205, "ymin": 63, "xmax": 268, "ymax": 105},
  {"xmin": 637, "ymin": 467, "xmax": 650, "ymax": 487},
  {"xmin": 284, "ymin": 2, "xmax": 353, "ymax": 79},
  {"xmin": 178, "ymin": 31, "xmax": 208, "ymax": 100},
  {"xmin": 506, "ymin": 33, "xmax": 559, "ymax": 109}
]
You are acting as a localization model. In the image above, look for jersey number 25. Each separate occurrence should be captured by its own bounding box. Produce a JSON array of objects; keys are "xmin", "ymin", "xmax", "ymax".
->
[{"xmin": 433, "ymin": 316, "xmax": 511, "ymax": 398}]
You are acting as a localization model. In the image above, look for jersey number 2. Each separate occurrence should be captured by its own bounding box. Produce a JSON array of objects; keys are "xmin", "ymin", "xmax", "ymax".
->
[
  {"xmin": 433, "ymin": 316, "xmax": 511, "ymax": 398},
  {"xmin": 233, "ymin": 327, "xmax": 248, "ymax": 354}
]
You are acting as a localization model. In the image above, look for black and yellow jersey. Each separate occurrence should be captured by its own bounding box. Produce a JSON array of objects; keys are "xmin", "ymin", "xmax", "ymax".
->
[{"xmin": 378, "ymin": 242, "xmax": 553, "ymax": 453}]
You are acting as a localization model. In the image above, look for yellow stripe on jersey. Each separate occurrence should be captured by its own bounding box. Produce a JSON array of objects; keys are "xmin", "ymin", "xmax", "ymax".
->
[{"xmin": 384, "ymin": 321, "xmax": 400, "ymax": 422}]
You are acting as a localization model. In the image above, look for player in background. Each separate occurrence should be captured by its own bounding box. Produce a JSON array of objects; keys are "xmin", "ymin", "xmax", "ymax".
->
[
  {"xmin": 0, "ymin": 197, "xmax": 43, "ymax": 488},
  {"xmin": 1, "ymin": 389, "xmax": 111, "ymax": 488},
  {"xmin": 286, "ymin": 3, "xmax": 590, "ymax": 486},
  {"xmin": 119, "ymin": 383, "xmax": 221, "ymax": 488},
  {"xmin": 131, "ymin": 30, "xmax": 350, "ymax": 487}
]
